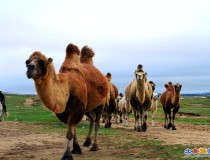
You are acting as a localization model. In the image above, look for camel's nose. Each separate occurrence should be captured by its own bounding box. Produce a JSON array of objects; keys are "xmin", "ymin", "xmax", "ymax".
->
[
  {"xmin": 26, "ymin": 62, "xmax": 35, "ymax": 79},
  {"xmin": 27, "ymin": 64, "xmax": 35, "ymax": 71}
]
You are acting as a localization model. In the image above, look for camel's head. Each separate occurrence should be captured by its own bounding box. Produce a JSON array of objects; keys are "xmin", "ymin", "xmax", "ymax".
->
[
  {"xmin": 105, "ymin": 72, "xmax": 112, "ymax": 82},
  {"xmin": 135, "ymin": 71, "xmax": 147, "ymax": 82},
  {"xmin": 149, "ymin": 81, "xmax": 156, "ymax": 91},
  {"xmin": 135, "ymin": 64, "xmax": 147, "ymax": 83},
  {"xmin": 26, "ymin": 52, "xmax": 53, "ymax": 79},
  {"xmin": 116, "ymin": 93, "xmax": 123, "ymax": 103},
  {"xmin": 174, "ymin": 83, "xmax": 182, "ymax": 92}
]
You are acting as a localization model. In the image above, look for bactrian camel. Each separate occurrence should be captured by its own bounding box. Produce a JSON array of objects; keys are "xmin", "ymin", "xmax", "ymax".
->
[
  {"xmin": 103, "ymin": 72, "xmax": 119, "ymax": 128},
  {"xmin": 118, "ymin": 95, "xmax": 132, "ymax": 127},
  {"xmin": 148, "ymin": 81, "xmax": 159, "ymax": 127},
  {"xmin": 127, "ymin": 64, "xmax": 153, "ymax": 132},
  {"xmin": 26, "ymin": 43, "xmax": 109, "ymax": 160},
  {"xmin": 115, "ymin": 93, "xmax": 124, "ymax": 123},
  {"xmin": 160, "ymin": 81, "xmax": 182, "ymax": 130}
]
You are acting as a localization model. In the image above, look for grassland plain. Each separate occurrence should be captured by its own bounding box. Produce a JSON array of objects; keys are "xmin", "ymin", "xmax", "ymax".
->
[{"xmin": 0, "ymin": 94, "xmax": 210, "ymax": 160}]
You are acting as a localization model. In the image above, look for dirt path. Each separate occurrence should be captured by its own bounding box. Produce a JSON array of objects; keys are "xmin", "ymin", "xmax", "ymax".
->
[{"xmin": 0, "ymin": 121, "xmax": 210, "ymax": 160}]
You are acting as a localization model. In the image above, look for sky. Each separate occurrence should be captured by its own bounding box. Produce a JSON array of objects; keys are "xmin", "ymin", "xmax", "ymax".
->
[{"xmin": 0, "ymin": 0, "xmax": 210, "ymax": 94}]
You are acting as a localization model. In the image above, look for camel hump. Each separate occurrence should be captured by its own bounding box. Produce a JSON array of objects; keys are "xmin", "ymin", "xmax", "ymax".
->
[
  {"xmin": 66, "ymin": 43, "xmax": 80, "ymax": 56},
  {"xmin": 80, "ymin": 46, "xmax": 95, "ymax": 64}
]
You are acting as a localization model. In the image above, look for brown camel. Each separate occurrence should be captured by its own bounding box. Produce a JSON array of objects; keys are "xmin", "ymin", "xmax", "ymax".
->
[
  {"xmin": 26, "ymin": 43, "xmax": 109, "ymax": 160},
  {"xmin": 103, "ymin": 72, "xmax": 119, "ymax": 128},
  {"xmin": 159, "ymin": 81, "xmax": 182, "ymax": 130},
  {"xmin": 127, "ymin": 64, "xmax": 153, "ymax": 132}
]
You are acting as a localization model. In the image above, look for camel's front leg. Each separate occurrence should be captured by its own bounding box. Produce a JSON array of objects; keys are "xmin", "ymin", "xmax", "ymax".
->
[
  {"xmin": 104, "ymin": 110, "xmax": 111, "ymax": 128},
  {"xmin": 166, "ymin": 107, "xmax": 172, "ymax": 129},
  {"xmin": 71, "ymin": 128, "xmax": 82, "ymax": 154},
  {"xmin": 124, "ymin": 112, "xmax": 129, "ymax": 127},
  {"xmin": 135, "ymin": 111, "xmax": 141, "ymax": 132},
  {"xmin": 61, "ymin": 127, "xmax": 74, "ymax": 160},
  {"xmin": 133, "ymin": 111, "xmax": 138, "ymax": 130},
  {"xmin": 163, "ymin": 107, "xmax": 168, "ymax": 129},
  {"xmin": 114, "ymin": 112, "xmax": 119, "ymax": 124},
  {"xmin": 62, "ymin": 106, "xmax": 85, "ymax": 160},
  {"xmin": 141, "ymin": 111, "xmax": 148, "ymax": 132},
  {"xmin": 119, "ymin": 112, "xmax": 123, "ymax": 123},
  {"xmin": 172, "ymin": 106, "xmax": 179, "ymax": 130},
  {"xmin": 151, "ymin": 111, "xmax": 155, "ymax": 127}
]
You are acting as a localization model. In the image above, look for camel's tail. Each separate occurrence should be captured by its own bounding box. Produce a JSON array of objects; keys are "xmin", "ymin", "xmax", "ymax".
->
[{"xmin": 80, "ymin": 46, "xmax": 95, "ymax": 65}]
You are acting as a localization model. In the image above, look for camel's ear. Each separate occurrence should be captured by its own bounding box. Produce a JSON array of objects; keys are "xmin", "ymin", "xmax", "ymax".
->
[{"xmin": 48, "ymin": 58, "xmax": 53, "ymax": 64}]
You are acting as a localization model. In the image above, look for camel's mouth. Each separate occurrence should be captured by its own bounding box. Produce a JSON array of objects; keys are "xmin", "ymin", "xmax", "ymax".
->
[{"xmin": 26, "ymin": 68, "xmax": 37, "ymax": 79}]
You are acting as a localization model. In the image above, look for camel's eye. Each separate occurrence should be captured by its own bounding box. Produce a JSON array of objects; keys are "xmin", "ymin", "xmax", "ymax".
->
[{"xmin": 38, "ymin": 60, "xmax": 46, "ymax": 68}]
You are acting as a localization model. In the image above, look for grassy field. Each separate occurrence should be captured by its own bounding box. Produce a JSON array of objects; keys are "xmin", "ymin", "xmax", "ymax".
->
[{"xmin": 3, "ymin": 94, "xmax": 210, "ymax": 160}]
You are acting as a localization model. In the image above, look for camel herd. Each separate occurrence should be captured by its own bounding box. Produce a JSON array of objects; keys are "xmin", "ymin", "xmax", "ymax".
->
[{"xmin": 26, "ymin": 43, "xmax": 182, "ymax": 160}]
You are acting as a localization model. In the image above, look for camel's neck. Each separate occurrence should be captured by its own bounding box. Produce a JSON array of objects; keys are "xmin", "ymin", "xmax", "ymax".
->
[
  {"xmin": 171, "ymin": 89, "xmax": 180, "ymax": 107},
  {"xmin": 34, "ymin": 64, "xmax": 69, "ymax": 113},
  {"xmin": 136, "ymin": 79, "xmax": 146, "ymax": 104}
]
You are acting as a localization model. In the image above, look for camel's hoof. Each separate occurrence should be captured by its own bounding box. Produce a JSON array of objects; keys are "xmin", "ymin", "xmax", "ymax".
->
[
  {"xmin": 61, "ymin": 148, "xmax": 73, "ymax": 160},
  {"xmin": 71, "ymin": 143, "xmax": 82, "ymax": 154},
  {"xmin": 137, "ymin": 127, "xmax": 142, "ymax": 132},
  {"xmin": 90, "ymin": 143, "xmax": 99, "ymax": 151},
  {"xmin": 141, "ymin": 123, "xmax": 147, "ymax": 132},
  {"xmin": 83, "ymin": 137, "xmax": 91, "ymax": 147},
  {"xmin": 172, "ymin": 126, "xmax": 177, "ymax": 130},
  {"xmin": 167, "ymin": 123, "xmax": 173, "ymax": 129},
  {"xmin": 108, "ymin": 122, "xmax": 112, "ymax": 127},
  {"xmin": 168, "ymin": 123, "xmax": 173, "ymax": 127},
  {"xmin": 105, "ymin": 123, "xmax": 111, "ymax": 128},
  {"xmin": 61, "ymin": 154, "xmax": 73, "ymax": 160},
  {"xmin": 105, "ymin": 124, "xmax": 109, "ymax": 128}
]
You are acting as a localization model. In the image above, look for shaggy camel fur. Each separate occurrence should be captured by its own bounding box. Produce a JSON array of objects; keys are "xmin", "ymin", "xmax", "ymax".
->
[
  {"xmin": 118, "ymin": 95, "xmax": 132, "ymax": 127},
  {"xmin": 26, "ymin": 43, "xmax": 109, "ymax": 160},
  {"xmin": 148, "ymin": 81, "xmax": 159, "ymax": 127},
  {"xmin": 127, "ymin": 64, "xmax": 153, "ymax": 132},
  {"xmin": 160, "ymin": 81, "xmax": 182, "ymax": 130},
  {"xmin": 103, "ymin": 72, "xmax": 119, "ymax": 128}
]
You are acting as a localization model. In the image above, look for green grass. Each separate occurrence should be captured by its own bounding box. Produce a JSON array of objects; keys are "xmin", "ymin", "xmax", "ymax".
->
[
  {"xmin": 3, "ymin": 94, "xmax": 210, "ymax": 159},
  {"xmin": 147, "ymin": 97, "xmax": 210, "ymax": 125}
]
